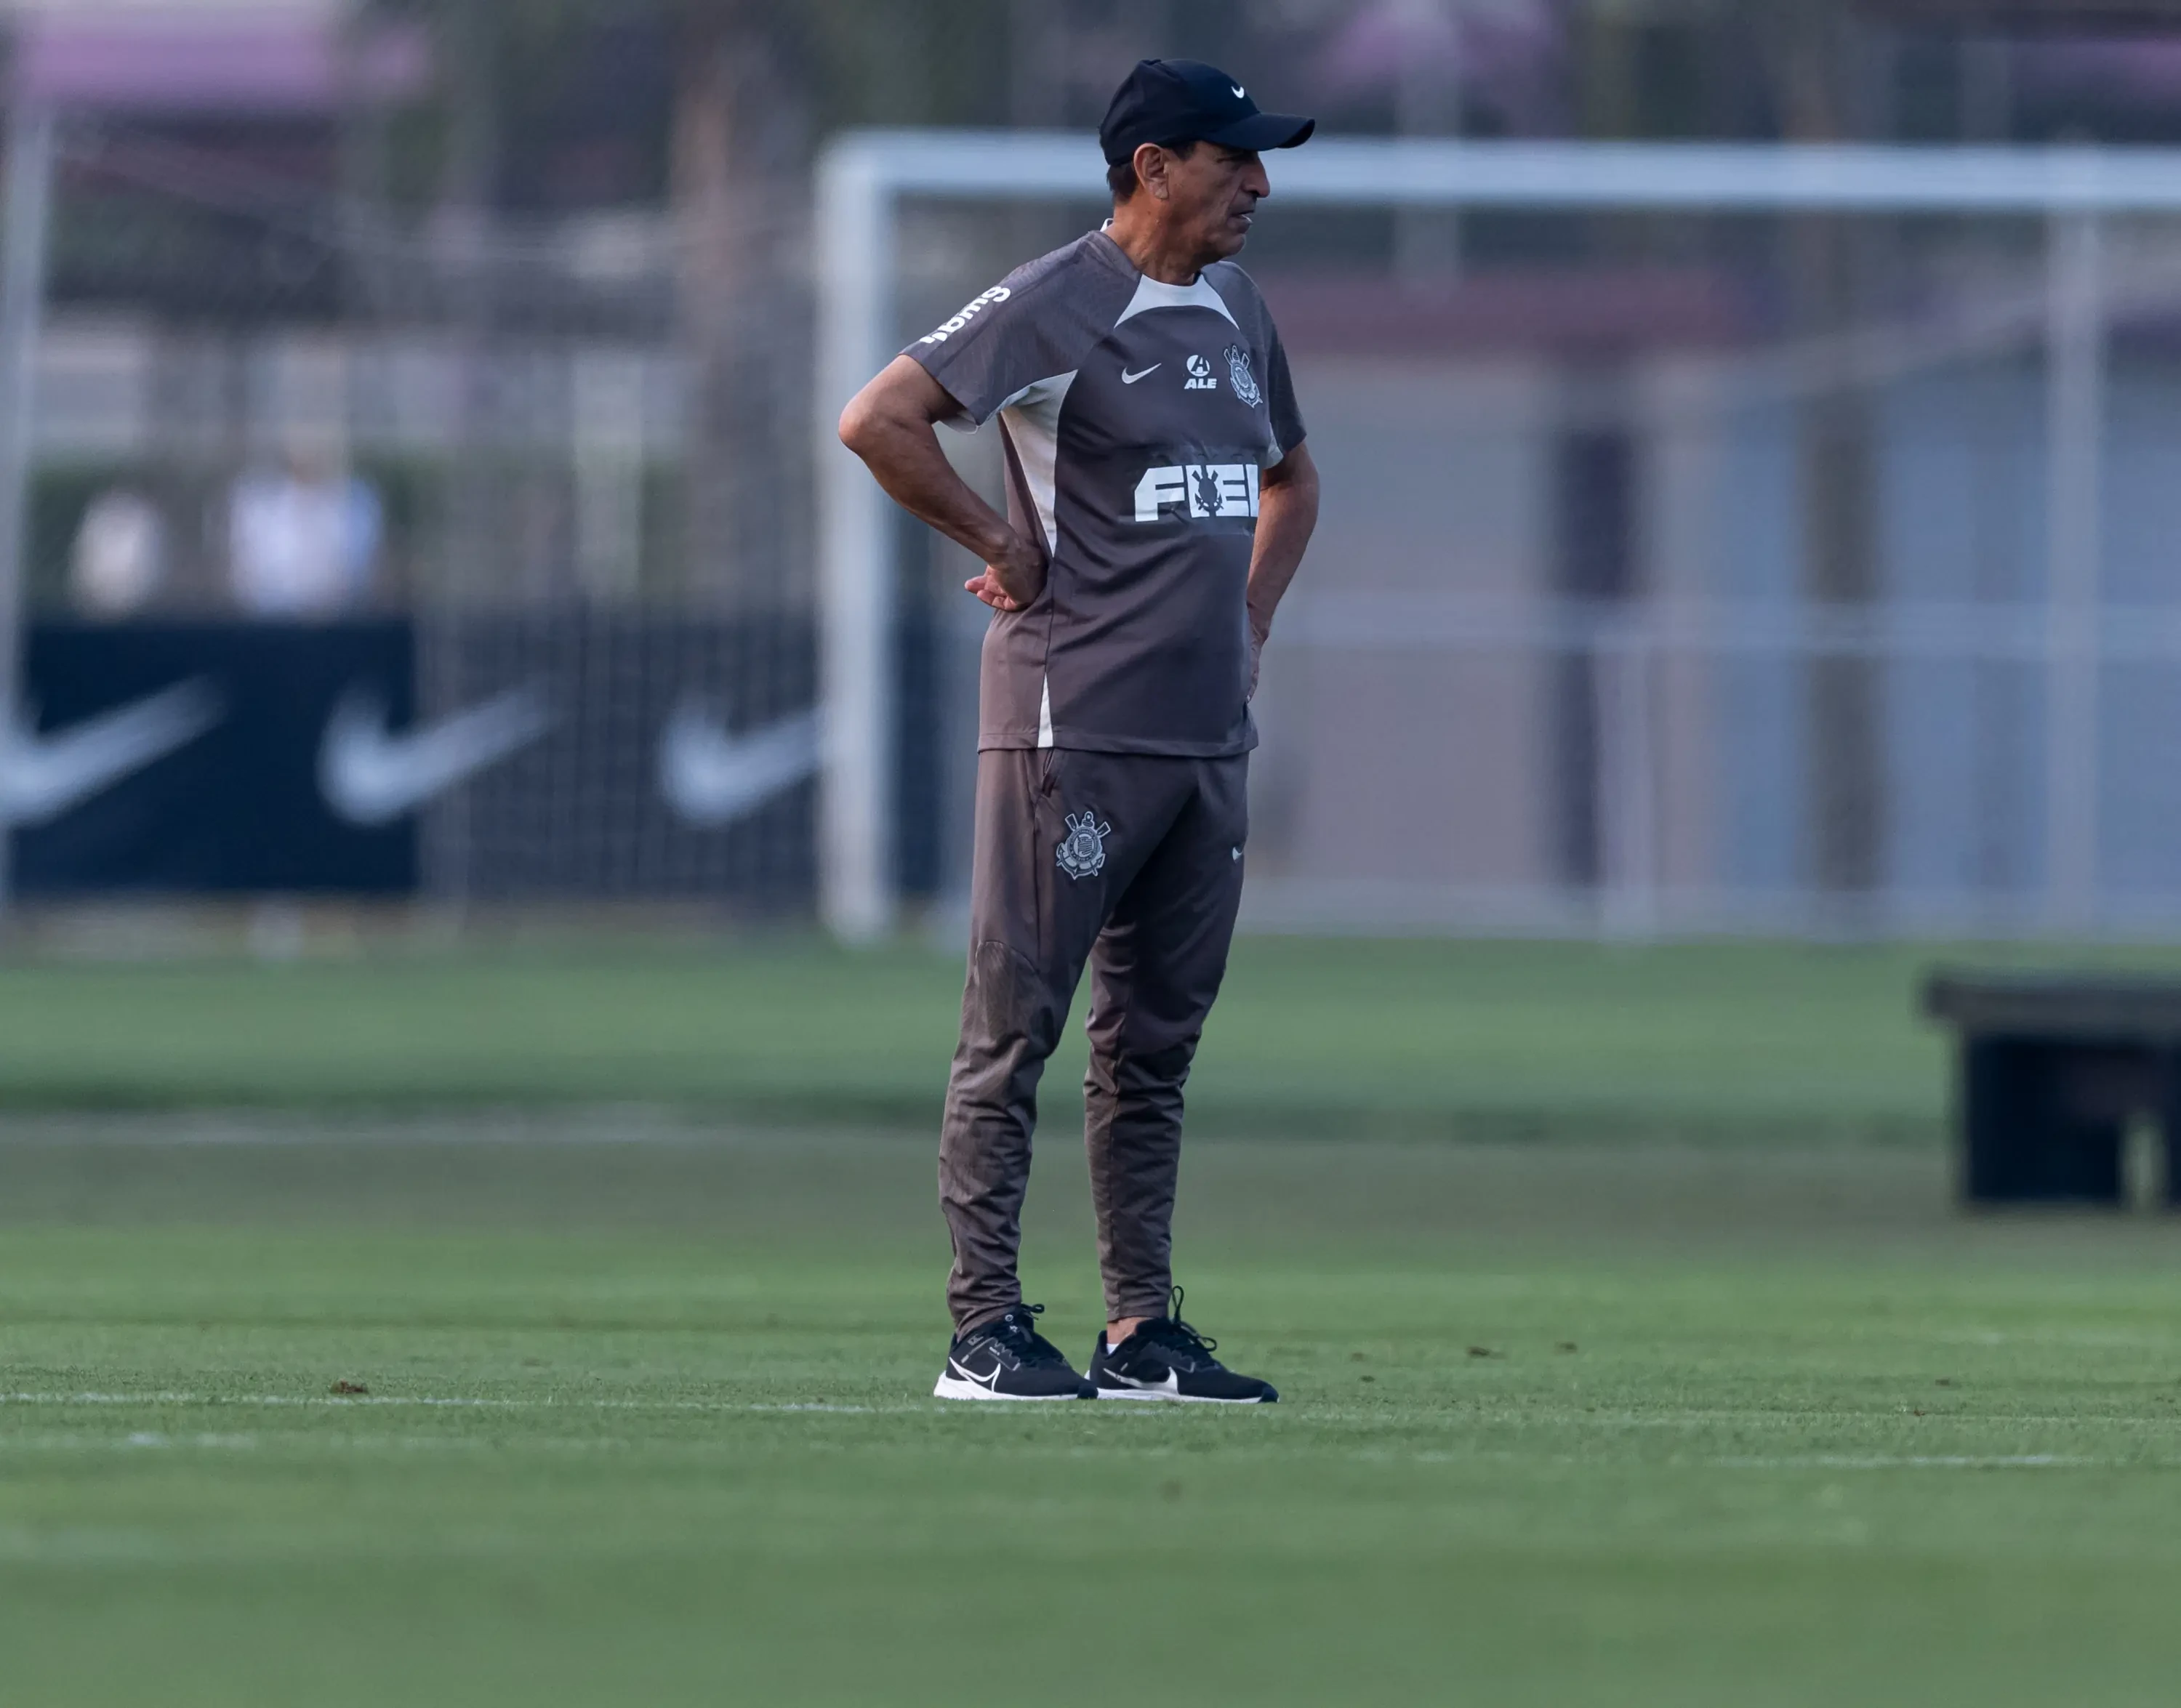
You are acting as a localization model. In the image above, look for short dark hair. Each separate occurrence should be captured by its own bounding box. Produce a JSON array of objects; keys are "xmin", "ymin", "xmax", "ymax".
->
[{"xmin": 1107, "ymin": 138, "xmax": 1199, "ymax": 203}]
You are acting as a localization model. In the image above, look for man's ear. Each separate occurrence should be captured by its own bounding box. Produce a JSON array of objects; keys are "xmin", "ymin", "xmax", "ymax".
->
[{"xmin": 1133, "ymin": 142, "xmax": 1172, "ymax": 201}]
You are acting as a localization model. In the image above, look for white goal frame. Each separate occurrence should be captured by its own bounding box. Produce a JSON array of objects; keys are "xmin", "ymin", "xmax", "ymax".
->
[{"xmin": 815, "ymin": 130, "xmax": 2181, "ymax": 943}]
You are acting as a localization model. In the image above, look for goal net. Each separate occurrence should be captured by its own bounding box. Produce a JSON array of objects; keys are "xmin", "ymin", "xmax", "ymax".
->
[{"xmin": 818, "ymin": 132, "xmax": 2181, "ymax": 943}]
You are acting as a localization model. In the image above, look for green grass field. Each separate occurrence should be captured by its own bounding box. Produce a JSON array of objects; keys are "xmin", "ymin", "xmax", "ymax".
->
[
  {"xmin": 5, "ymin": 937, "xmax": 2181, "ymax": 1704},
  {"xmin": 0, "ymin": 935, "xmax": 1993, "ymax": 1134}
]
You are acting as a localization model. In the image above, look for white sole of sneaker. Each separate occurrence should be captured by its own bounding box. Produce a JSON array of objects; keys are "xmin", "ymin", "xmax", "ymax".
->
[
  {"xmin": 1093, "ymin": 1386, "xmax": 1273, "ymax": 1404},
  {"xmin": 932, "ymin": 1375, "xmax": 1090, "ymax": 1401}
]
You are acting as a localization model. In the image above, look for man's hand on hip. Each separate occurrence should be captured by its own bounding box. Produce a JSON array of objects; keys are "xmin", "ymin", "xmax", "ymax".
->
[
  {"xmin": 840, "ymin": 356, "xmax": 1048, "ymax": 611},
  {"xmin": 965, "ymin": 535, "xmax": 1045, "ymax": 613}
]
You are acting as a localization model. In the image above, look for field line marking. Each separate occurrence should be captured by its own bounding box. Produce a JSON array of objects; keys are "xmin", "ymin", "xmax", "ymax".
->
[
  {"xmin": 1707, "ymin": 1453, "xmax": 2094, "ymax": 1470},
  {"xmin": 0, "ymin": 1433, "xmax": 656, "ymax": 1454},
  {"xmin": 0, "ymin": 1392, "xmax": 949, "ymax": 1415},
  {"xmin": 0, "ymin": 1432, "xmax": 263, "ymax": 1451},
  {"xmin": 0, "ymin": 1434, "xmax": 2148, "ymax": 1472},
  {"xmin": 1421, "ymin": 1405, "xmax": 2181, "ymax": 1430}
]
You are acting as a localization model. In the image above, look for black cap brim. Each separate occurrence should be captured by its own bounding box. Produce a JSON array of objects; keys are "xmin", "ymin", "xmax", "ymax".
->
[{"xmin": 1202, "ymin": 112, "xmax": 1315, "ymax": 153}]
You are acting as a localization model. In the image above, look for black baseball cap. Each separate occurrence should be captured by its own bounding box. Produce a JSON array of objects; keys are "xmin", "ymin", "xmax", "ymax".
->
[{"xmin": 1098, "ymin": 59, "xmax": 1315, "ymax": 166}]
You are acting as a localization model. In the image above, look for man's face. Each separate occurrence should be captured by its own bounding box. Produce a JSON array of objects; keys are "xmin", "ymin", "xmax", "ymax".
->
[{"xmin": 1158, "ymin": 143, "xmax": 1271, "ymax": 262}]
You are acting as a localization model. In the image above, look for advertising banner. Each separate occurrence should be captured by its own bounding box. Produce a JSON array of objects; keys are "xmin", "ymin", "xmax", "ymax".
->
[
  {"xmin": 12, "ymin": 620, "xmax": 419, "ymax": 895},
  {"xmin": 7, "ymin": 614, "xmax": 824, "ymax": 903}
]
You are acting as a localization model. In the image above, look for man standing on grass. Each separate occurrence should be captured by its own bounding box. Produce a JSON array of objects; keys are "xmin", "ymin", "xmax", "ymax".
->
[{"xmin": 839, "ymin": 60, "xmax": 1320, "ymax": 1403}]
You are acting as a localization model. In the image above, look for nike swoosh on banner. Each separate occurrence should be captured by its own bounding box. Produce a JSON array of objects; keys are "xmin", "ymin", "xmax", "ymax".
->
[
  {"xmin": 0, "ymin": 679, "xmax": 224, "ymax": 827},
  {"xmin": 659, "ymin": 703, "xmax": 821, "ymax": 826},
  {"xmin": 319, "ymin": 685, "xmax": 552, "ymax": 826},
  {"xmin": 1121, "ymin": 365, "xmax": 1161, "ymax": 384}
]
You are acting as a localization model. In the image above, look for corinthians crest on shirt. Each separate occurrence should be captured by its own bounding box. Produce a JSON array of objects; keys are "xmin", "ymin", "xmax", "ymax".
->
[
  {"xmin": 1056, "ymin": 810, "xmax": 1111, "ymax": 881},
  {"xmin": 1224, "ymin": 344, "xmax": 1263, "ymax": 408}
]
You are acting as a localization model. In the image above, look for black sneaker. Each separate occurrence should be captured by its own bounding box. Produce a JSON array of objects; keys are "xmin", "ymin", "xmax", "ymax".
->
[
  {"xmin": 933, "ymin": 1303, "xmax": 1096, "ymax": 1402},
  {"xmin": 1088, "ymin": 1289, "xmax": 1279, "ymax": 1404}
]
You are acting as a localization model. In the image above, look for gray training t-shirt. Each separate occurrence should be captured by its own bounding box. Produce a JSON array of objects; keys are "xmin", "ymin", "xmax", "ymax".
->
[{"xmin": 907, "ymin": 229, "xmax": 1306, "ymax": 757}]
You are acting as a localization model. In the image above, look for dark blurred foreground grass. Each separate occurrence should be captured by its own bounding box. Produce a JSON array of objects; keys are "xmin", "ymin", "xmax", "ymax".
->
[{"xmin": 4, "ymin": 932, "xmax": 2169, "ymax": 1138}]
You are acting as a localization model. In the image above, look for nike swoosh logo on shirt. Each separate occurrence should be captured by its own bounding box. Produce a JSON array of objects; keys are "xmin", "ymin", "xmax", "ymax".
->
[{"xmin": 1120, "ymin": 365, "xmax": 1161, "ymax": 384}]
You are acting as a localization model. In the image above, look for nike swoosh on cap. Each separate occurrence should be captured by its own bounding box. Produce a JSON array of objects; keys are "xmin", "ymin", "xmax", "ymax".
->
[
  {"xmin": 319, "ymin": 684, "xmax": 552, "ymax": 826},
  {"xmin": 1121, "ymin": 364, "xmax": 1161, "ymax": 384}
]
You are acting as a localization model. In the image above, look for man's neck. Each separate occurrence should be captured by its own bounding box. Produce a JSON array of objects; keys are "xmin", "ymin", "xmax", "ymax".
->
[{"xmin": 1105, "ymin": 206, "xmax": 1205, "ymax": 286}]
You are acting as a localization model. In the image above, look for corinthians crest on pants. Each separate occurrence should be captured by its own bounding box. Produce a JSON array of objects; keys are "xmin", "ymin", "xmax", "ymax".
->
[
  {"xmin": 1224, "ymin": 343, "xmax": 1262, "ymax": 408},
  {"xmin": 1057, "ymin": 809, "xmax": 1111, "ymax": 880}
]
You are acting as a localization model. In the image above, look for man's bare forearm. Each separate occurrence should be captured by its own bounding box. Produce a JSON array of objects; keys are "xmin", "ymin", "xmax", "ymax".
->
[
  {"xmin": 838, "ymin": 355, "xmax": 1045, "ymax": 606},
  {"xmin": 845, "ymin": 404, "xmax": 1016, "ymax": 564},
  {"xmin": 1247, "ymin": 441, "xmax": 1320, "ymax": 670}
]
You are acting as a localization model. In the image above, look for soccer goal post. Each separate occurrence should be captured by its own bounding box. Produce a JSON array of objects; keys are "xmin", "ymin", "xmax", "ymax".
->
[{"xmin": 815, "ymin": 132, "xmax": 2181, "ymax": 944}]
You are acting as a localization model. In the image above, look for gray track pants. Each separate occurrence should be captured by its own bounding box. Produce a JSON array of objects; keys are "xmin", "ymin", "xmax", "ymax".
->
[{"xmin": 940, "ymin": 746, "xmax": 1248, "ymax": 1334}]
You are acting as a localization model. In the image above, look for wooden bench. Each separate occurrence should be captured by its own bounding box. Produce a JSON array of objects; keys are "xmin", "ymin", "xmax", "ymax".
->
[{"xmin": 1923, "ymin": 972, "xmax": 2181, "ymax": 1207}]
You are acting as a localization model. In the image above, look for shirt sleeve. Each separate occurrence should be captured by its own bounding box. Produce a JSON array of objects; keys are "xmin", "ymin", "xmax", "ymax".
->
[{"xmin": 902, "ymin": 269, "xmax": 1069, "ymax": 431}]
